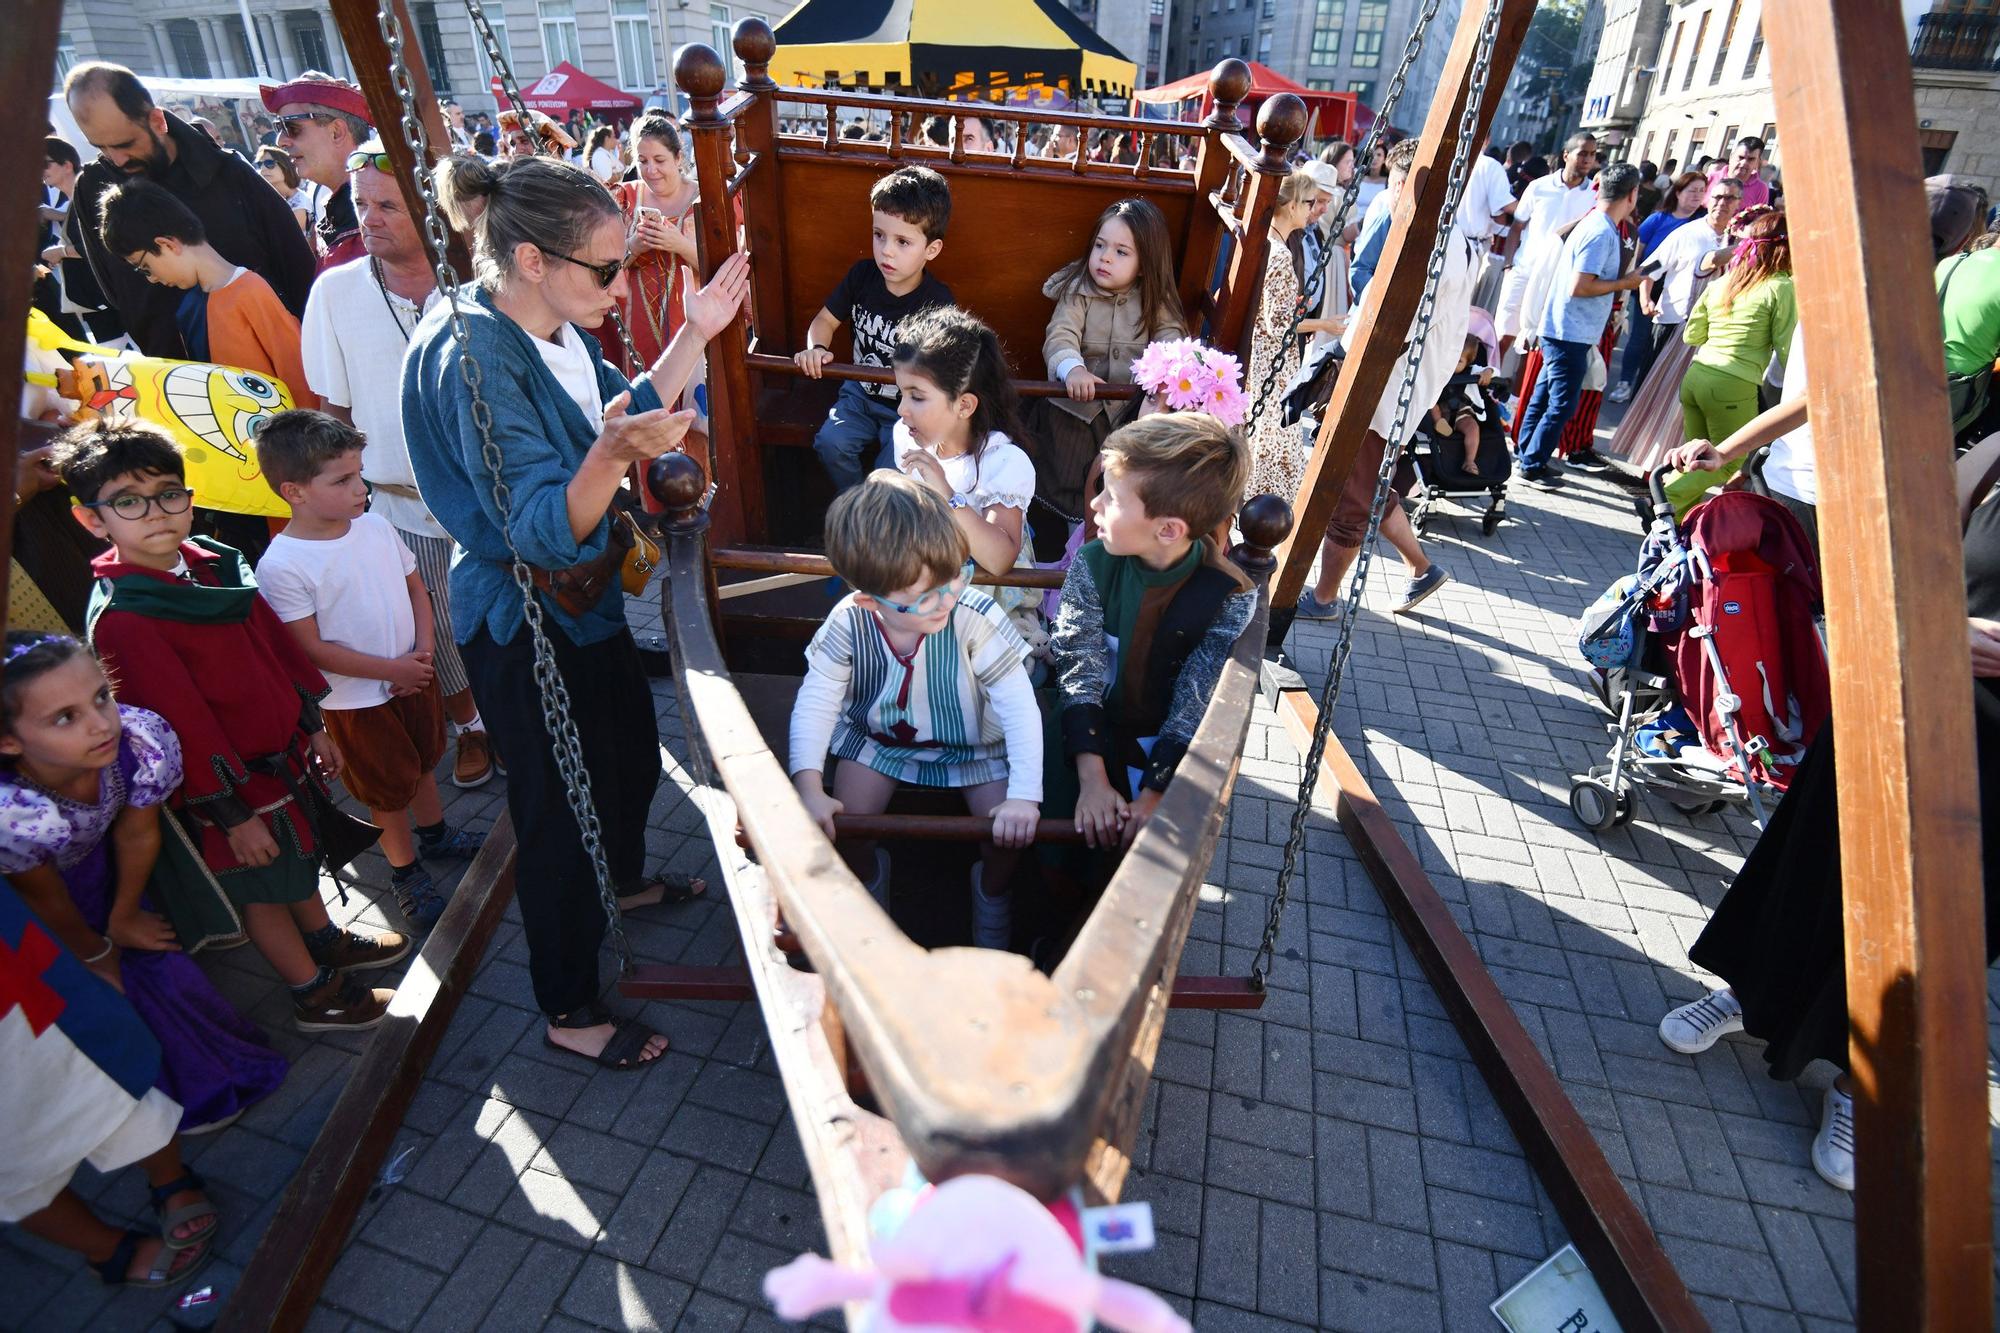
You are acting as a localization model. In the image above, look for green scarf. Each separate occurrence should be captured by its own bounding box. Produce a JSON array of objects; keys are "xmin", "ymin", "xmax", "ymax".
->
[{"xmin": 85, "ymin": 536, "xmax": 260, "ymax": 637}]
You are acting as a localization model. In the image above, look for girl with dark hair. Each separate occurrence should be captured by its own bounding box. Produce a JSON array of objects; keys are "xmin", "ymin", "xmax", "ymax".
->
[
  {"xmin": 594, "ymin": 115, "xmax": 701, "ymax": 378},
  {"xmin": 586, "ymin": 124, "xmax": 622, "ymax": 184},
  {"xmin": 1034, "ymin": 198, "xmax": 1188, "ymax": 545},
  {"xmin": 890, "ymin": 306, "xmax": 1036, "ymax": 580},
  {"xmin": 403, "ymin": 153, "xmax": 751, "ymax": 1070},
  {"xmin": 0, "ymin": 632, "xmax": 287, "ymax": 1132}
]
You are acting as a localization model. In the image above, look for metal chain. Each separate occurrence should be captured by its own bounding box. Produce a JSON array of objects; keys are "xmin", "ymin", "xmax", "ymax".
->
[
  {"xmin": 1238, "ymin": 0, "xmax": 1445, "ymax": 442},
  {"xmin": 378, "ymin": 2, "xmax": 633, "ymax": 975},
  {"xmin": 1251, "ymin": 0, "xmax": 1502, "ymax": 989}
]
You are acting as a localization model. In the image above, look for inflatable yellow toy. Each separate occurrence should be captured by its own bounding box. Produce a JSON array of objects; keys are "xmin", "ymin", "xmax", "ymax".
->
[{"xmin": 25, "ymin": 309, "xmax": 292, "ymax": 519}]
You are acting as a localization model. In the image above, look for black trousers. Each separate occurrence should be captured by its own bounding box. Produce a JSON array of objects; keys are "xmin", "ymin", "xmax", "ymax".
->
[{"xmin": 462, "ymin": 621, "xmax": 661, "ymax": 1017}]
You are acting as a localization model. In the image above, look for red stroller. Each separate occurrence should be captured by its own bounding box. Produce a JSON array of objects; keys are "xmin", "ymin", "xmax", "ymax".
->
[{"xmin": 1570, "ymin": 471, "xmax": 1829, "ymax": 830}]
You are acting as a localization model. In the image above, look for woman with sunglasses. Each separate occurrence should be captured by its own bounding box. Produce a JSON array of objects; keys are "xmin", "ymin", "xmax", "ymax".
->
[{"xmin": 402, "ymin": 153, "xmax": 751, "ymax": 1071}]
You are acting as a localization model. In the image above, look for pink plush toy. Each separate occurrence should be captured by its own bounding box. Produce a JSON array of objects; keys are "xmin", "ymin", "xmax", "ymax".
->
[{"xmin": 763, "ymin": 1175, "xmax": 1190, "ymax": 1333}]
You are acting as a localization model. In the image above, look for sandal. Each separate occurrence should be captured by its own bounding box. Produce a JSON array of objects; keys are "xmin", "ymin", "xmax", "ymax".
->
[
  {"xmin": 542, "ymin": 1001, "xmax": 669, "ymax": 1071},
  {"xmin": 616, "ymin": 872, "xmax": 707, "ymax": 908},
  {"xmin": 94, "ymin": 1227, "xmax": 214, "ymax": 1289},
  {"xmin": 149, "ymin": 1169, "xmax": 218, "ymax": 1249}
]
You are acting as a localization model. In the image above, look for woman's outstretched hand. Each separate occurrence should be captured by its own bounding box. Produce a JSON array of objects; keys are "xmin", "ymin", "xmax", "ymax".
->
[
  {"xmin": 596, "ymin": 392, "xmax": 698, "ymax": 465},
  {"xmin": 685, "ymin": 251, "xmax": 752, "ymax": 341}
]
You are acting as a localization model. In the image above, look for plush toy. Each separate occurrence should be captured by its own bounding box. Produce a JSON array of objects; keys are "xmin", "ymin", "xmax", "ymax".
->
[
  {"xmin": 763, "ymin": 1174, "xmax": 1190, "ymax": 1333},
  {"xmin": 1009, "ymin": 606, "xmax": 1054, "ymax": 663}
]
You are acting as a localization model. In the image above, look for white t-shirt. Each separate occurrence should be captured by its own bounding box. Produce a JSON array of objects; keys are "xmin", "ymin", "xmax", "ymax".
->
[
  {"xmin": 890, "ymin": 424, "xmax": 1037, "ymax": 513},
  {"xmin": 1759, "ymin": 327, "xmax": 1814, "ymax": 505},
  {"xmin": 301, "ymin": 255, "xmax": 447, "ymax": 539},
  {"xmin": 1513, "ymin": 173, "xmax": 1595, "ymax": 266},
  {"xmin": 1647, "ymin": 219, "xmax": 1730, "ymax": 326},
  {"xmin": 535, "ymin": 322, "xmax": 606, "ymax": 425},
  {"xmin": 257, "ymin": 513, "xmax": 419, "ymax": 711},
  {"xmin": 1459, "ymin": 153, "xmax": 1516, "ymax": 241},
  {"xmin": 590, "ymin": 146, "xmax": 621, "ymax": 181}
]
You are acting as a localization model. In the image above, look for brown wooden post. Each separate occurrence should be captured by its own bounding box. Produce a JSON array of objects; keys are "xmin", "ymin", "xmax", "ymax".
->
[
  {"xmin": 327, "ymin": 0, "xmax": 467, "ymax": 277},
  {"xmin": 1763, "ymin": 0, "xmax": 1993, "ymax": 1322},
  {"xmin": 677, "ymin": 42, "xmax": 762, "ymax": 547},
  {"xmin": 1, "ymin": 1, "xmax": 65, "ymax": 640},
  {"xmin": 1208, "ymin": 92, "xmax": 1306, "ymax": 357},
  {"xmin": 1270, "ymin": 0, "xmax": 1537, "ymax": 612},
  {"xmin": 731, "ymin": 20, "xmax": 792, "ymax": 354},
  {"xmin": 1181, "ymin": 62, "xmax": 1249, "ymax": 329}
]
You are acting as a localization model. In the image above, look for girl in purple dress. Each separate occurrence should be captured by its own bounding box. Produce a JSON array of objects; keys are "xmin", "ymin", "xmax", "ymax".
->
[{"xmin": 0, "ymin": 633, "xmax": 287, "ymax": 1133}]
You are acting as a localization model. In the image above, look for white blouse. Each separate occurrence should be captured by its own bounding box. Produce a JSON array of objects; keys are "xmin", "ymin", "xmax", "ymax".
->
[{"xmin": 890, "ymin": 424, "xmax": 1036, "ymax": 514}]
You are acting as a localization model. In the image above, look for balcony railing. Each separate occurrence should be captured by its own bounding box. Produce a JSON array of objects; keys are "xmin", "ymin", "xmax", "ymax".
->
[{"xmin": 1912, "ymin": 12, "xmax": 2000, "ymax": 71}]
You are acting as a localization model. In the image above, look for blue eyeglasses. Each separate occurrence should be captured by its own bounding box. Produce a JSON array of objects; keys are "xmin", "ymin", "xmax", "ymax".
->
[{"xmin": 875, "ymin": 560, "xmax": 975, "ymax": 616}]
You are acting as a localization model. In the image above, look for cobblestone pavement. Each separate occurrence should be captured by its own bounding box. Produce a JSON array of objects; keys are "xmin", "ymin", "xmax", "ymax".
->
[{"xmin": 5, "ymin": 452, "xmax": 1980, "ymax": 1331}]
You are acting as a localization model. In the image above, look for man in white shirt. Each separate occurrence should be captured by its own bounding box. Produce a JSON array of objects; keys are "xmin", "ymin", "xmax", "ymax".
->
[
  {"xmin": 301, "ymin": 146, "xmax": 495, "ymax": 789},
  {"xmin": 1640, "ymin": 175, "xmax": 1744, "ymax": 354},
  {"xmin": 1494, "ymin": 133, "xmax": 1599, "ymax": 362},
  {"xmin": 1460, "ymin": 147, "xmax": 1518, "ymax": 311}
]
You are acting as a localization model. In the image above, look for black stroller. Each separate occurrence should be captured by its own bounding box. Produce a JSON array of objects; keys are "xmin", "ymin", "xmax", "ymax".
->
[{"xmin": 1406, "ymin": 367, "xmax": 1512, "ymax": 537}]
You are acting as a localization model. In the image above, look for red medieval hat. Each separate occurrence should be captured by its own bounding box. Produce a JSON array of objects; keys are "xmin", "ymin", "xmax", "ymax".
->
[{"xmin": 261, "ymin": 76, "xmax": 373, "ymax": 126}]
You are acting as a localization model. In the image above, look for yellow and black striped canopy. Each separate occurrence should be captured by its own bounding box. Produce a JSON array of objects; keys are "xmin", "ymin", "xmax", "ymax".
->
[{"xmin": 770, "ymin": 0, "xmax": 1138, "ymax": 98}]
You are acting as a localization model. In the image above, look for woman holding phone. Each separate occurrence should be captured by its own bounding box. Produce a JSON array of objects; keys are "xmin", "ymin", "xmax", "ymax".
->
[{"xmin": 590, "ymin": 113, "xmax": 702, "ymax": 378}]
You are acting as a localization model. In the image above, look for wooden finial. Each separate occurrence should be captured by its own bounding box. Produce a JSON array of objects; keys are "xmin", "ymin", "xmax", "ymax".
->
[
  {"xmin": 734, "ymin": 17, "xmax": 776, "ymax": 90},
  {"xmin": 675, "ymin": 43, "xmax": 727, "ymax": 121},
  {"xmin": 1256, "ymin": 93, "xmax": 1309, "ymax": 170},
  {"xmin": 1234, "ymin": 494, "xmax": 1294, "ymax": 583},
  {"xmin": 648, "ymin": 451, "xmax": 709, "ymax": 531},
  {"xmin": 1208, "ymin": 59, "xmax": 1252, "ymax": 129}
]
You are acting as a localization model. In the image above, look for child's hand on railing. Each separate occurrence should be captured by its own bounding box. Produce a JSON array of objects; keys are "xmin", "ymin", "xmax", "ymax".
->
[
  {"xmin": 794, "ymin": 345, "xmax": 834, "ymax": 379},
  {"xmin": 1122, "ymin": 789, "xmax": 1164, "ymax": 847},
  {"xmin": 1075, "ymin": 771, "xmax": 1129, "ymax": 849},
  {"xmin": 988, "ymin": 800, "xmax": 1041, "ymax": 849},
  {"xmin": 1065, "ymin": 366, "xmax": 1105, "ymax": 402},
  {"xmin": 796, "ymin": 776, "xmax": 844, "ymax": 841}
]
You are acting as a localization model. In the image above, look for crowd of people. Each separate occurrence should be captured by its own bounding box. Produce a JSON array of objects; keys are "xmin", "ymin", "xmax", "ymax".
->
[{"xmin": 16, "ymin": 50, "xmax": 2000, "ymax": 1301}]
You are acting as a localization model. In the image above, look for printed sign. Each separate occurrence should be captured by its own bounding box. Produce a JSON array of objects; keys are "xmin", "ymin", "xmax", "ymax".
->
[{"xmin": 1490, "ymin": 1244, "xmax": 1621, "ymax": 1333}]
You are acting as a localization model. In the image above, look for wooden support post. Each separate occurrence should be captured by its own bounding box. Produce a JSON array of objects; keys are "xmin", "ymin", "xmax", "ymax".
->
[
  {"xmin": 1, "ymin": 2, "xmax": 65, "ymax": 639},
  {"xmin": 1209, "ymin": 91, "xmax": 1306, "ymax": 358},
  {"xmin": 328, "ymin": 0, "xmax": 468, "ymax": 278},
  {"xmin": 1271, "ymin": 0, "xmax": 1537, "ymax": 612},
  {"xmin": 1181, "ymin": 61, "xmax": 1250, "ymax": 330},
  {"xmin": 730, "ymin": 21, "xmax": 792, "ymax": 358},
  {"xmin": 1763, "ymin": 1, "xmax": 1993, "ymax": 1322},
  {"xmin": 678, "ymin": 43, "xmax": 762, "ymax": 548}
]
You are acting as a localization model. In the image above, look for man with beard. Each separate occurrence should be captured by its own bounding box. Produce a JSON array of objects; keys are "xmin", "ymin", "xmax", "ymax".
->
[
  {"xmin": 298, "ymin": 144, "xmax": 496, "ymax": 789},
  {"xmin": 265, "ymin": 74, "xmax": 374, "ymax": 272},
  {"xmin": 63, "ymin": 62, "xmax": 314, "ymax": 359}
]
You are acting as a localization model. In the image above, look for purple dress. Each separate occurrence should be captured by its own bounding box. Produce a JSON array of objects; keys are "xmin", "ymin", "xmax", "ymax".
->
[{"xmin": 0, "ymin": 707, "xmax": 288, "ymax": 1132}]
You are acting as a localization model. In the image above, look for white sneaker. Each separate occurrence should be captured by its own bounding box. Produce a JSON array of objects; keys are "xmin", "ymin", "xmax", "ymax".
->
[
  {"xmin": 1658, "ymin": 988, "xmax": 1744, "ymax": 1054},
  {"xmin": 1812, "ymin": 1086, "xmax": 1856, "ymax": 1191},
  {"xmin": 1607, "ymin": 382, "xmax": 1635, "ymax": 404},
  {"xmin": 971, "ymin": 865, "xmax": 1011, "ymax": 950}
]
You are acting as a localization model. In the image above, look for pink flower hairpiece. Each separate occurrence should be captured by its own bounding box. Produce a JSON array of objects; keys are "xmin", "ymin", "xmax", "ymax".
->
[{"xmin": 1129, "ymin": 339, "xmax": 1249, "ymax": 426}]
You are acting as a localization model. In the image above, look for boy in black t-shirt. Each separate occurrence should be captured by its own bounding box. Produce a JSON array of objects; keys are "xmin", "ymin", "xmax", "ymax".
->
[{"xmin": 794, "ymin": 166, "xmax": 955, "ymax": 491}]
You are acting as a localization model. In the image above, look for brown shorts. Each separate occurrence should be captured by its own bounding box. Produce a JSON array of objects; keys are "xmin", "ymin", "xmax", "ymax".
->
[
  {"xmin": 322, "ymin": 687, "xmax": 447, "ymax": 813},
  {"xmin": 1323, "ymin": 432, "xmax": 1405, "ymax": 548}
]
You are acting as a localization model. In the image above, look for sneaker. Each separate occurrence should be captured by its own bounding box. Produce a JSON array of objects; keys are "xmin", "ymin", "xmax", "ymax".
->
[
  {"xmin": 308, "ymin": 926, "xmax": 411, "ymax": 974},
  {"xmin": 1519, "ymin": 466, "xmax": 1566, "ymax": 491},
  {"xmin": 1812, "ymin": 1086, "xmax": 1856, "ymax": 1191},
  {"xmin": 1606, "ymin": 382, "xmax": 1635, "ymax": 404},
  {"xmin": 1295, "ymin": 590, "xmax": 1343, "ymax": 620},
  {"xmin": 452, "ymin": 729, "xmax": 495, "ymax": 789},
  {"xmin": 392, "ymin": 866, "xmax": 449, "ymax": 930},
  {"xmin": 971, "ymin": 864, "xmax": 1011, "ymax": 951},
  {"xmin": 1394, "ymin": 565, "xmax": 1451, "ymax": 615},
  {"xmin": 417, "ymin": 825, "xmax": 485, "ymax": 861},
  {"xmin": 293, "ymin": 973, "xmax": 393, "ymax": 1032},
  {"xmin": 1567, "ymin": 447, "xmax": 1610, "ymax": 470},
  {"xmin": 1658, "ymin": 988, "xmax": 1743, "ymax": 1054}
]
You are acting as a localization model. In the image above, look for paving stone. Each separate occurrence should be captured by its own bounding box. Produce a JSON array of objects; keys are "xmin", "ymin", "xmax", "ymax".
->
[
  {"xmin": 319, "ymin": 1242, "xmax": 444, "ymax": 1328},
  {"xmin": 1318, "ymin": 1214, "xmax": 1436, "ymax": 1289},
  {"xmin": 494, "ymin": 1163, "xmax": 615, "ymax": 1246},
  {"xmin": 598, "ymin": 1151, "xmax": 698, "ymax": 1264},
  {"xmin": 1198, "ymin": 1187, "xmax": 1261, "ymax": 1309},
  {"xmin": 1317, "ymin": 1268, "xmax": 1445, "ymax": 1333},
  {"xmin": 1206, "ymin": 1137, "xmax": 1315, "ymax": 1208},
  {"xmin": 559, "ymin": 1253, "xmax": 692, "ymax": 1332},
  {"xmin": 1365, "ymin": 1127, "xmax": 1430, "ymax": 1233},
  {"xmin": 648, "ymin": 1164, "xmax": 749, "ymax": 1283},
  {"xmin": 662, "ymin": 1099, "xmax": 775, "ymax": 1173}
]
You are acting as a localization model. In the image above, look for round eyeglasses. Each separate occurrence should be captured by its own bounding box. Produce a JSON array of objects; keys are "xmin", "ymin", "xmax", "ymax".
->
[
  {"xmin": 83, "ymin": 487, "xmax": 196, "ymax": 521},
  {"xmin": 875, "ymin": 560, "xmax": 976, "ymax": 617}
]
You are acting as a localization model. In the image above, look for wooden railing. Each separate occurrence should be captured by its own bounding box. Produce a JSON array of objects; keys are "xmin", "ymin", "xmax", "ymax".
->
[
  {"xmin": 645, "ymin": 448, "xmax": 1292, "ymax": 1203},
  {"xmin": 742, "ymin": 347, "xmax": 1143, "ymax": 401}
]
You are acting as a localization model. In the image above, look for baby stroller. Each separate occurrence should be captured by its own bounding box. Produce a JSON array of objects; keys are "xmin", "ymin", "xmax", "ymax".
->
[
  {"xmin": 1569, "ymin": 470, "xmax": 1828, "ymax": 831},
  {"xmin": 1406, "ymin": 366, "xmax": 1513, "ymax": 537}
]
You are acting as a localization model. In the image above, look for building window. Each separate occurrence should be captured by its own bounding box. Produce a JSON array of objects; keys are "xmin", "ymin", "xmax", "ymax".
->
[
  {"xmin": 1353, "ymin": 0, "xmax": 1388, "ymax": 68},
  {"xmin": 1258, "ymin": 29, "xmax": 1273, "ymax": 61},
  {"xmin": 1262, "ymin": 0, "xmax": 1276, "ymax": 15},
  {"xmin": 711, "ymin": 3, "xmax": 733, "ymax": 67},
  {"xmin": 1205, "ymin": 38, "xmax": 1218, "ymax": 62},
  {"xmin": 1310, "ymin": 0, "xmax": 1344, "ymax": 64},
  {"xmin": 1680, "ymin": 10, "xmax": 1709, "ymax": 91},
  {"xmin": 1759, "ymin": 122, "xmax": 1776, "ymax": 150},
  {"xmin": 1920, "ymin": 127, "xmax": 1956, "ymax": 176},
  {"xmin": 1662, "ymin": 129, "xmax": 1677, "ymax": 164},
  {"xmin": 474, "ymin": 8, "xmax": 516, "ymax": 86},
  {"xmin": 1708, "ymin": 0, "xmax": 1740, "ymax": 84},
  {"xmin": 1687, "ymin": 126, "xmax": 1707, "ymax": 164},
  {"xmin": 1348, "ymin": 79, "xmax": 1375, "ymax": 104},
  {"xmin": 54, "ymin": 32, "xmax": 77, "ymax": 77},
  {"xmin": 289, "ymin": 19, "xmax": 327, "ymax": 75},
  {"xmin": 1719, "ymin": 123, "xmax": 1738, "ymax": 155},
  {"xmin": 1641, "ymin": 131, "xmax": 1655, "ymax": 163},
  {"xmin": 612, "ymin": 0, "xmax": 656, "ymax": 89},
  {"xmin": 538, "ymin": 0, "xmax": 580, "ymax": 70},
  {"xmin": 1662, "ymin": 20, "xmax": 1685, "ymax": 89},
  {"xmin": 1306, "ymin": 78, "xmax": 1336, "ymax": 89},
  {"xmin": 414, "ymin": 3, "xmax": 453, "ymax": 93},
  {"xmin": 1741, "ymin": 22, "xmax": 1764, "ymax": 78}
]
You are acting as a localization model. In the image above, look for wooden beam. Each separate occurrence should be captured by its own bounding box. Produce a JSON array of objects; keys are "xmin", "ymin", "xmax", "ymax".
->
[
  {"xmin": 1763, "ymin": 1, "xmax": 1993, "ymax": 1322},
  {"xmin": 1273, "ymin": 685, "xmax": 1704, "ymax": 1331},
  {"xmin": 1, "ymin": 3, "xmax": 66, "ymax": 638},
  {"xmin": 327, "ymin": 0, "xmax": 467, "ymax": 278},
  {"xmin": 1270, "ymin": 0, "xmax": 1537, "ymax": 612},
  {"xmin": 219, "ymin": 820, "xmax": 518, "ymax": 1331}
]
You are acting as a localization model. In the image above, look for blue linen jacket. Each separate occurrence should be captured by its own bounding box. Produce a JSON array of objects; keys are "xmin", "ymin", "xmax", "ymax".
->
[{"xmin": 401, "ymin": 286, "xmax": 664, "ymax": 647}]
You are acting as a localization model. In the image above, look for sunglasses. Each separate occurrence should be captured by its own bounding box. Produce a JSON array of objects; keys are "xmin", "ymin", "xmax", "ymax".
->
[
  {"xmin": 539, "ymin": 246, "xmax": 627, "ymax": 289},
  {"xmin": 874, "ymin": 560, "xmax": 975, "ymax": 617},
  {"xmin": 84, "ymin": 487, "xmax": 196, "ymax": 521},
  {"xmin": 278, "ymin": 114, "xmax": 332, "ymax": 136},
  {"xmin": 346, "ymin": 148, "xmax": 396, "ymax": 173}
]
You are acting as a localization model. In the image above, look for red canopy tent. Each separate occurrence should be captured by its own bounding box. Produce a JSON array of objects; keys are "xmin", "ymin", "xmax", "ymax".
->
[
  {"xmin": 489, "ymin": 62, "xmax": 641, "ymax": 116},
  {"xmin": 1134, "ymin": 62, "xmax": 1365, "ymax": 144}
]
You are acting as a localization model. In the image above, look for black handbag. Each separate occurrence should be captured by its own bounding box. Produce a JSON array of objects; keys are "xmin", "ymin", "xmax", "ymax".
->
[{"xmin": 244, "ymin": 750, "xmax": 382, "ymax": 897}]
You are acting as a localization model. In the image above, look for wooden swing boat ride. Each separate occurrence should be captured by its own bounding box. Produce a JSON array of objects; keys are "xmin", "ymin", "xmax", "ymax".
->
[{"xmin": 2, "ymin": 0, "xmax": 1991, "ymax": 1327}]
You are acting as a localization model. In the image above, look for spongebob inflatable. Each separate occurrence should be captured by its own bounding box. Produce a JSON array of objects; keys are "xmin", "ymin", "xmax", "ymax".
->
[{"xmin": 25, "ymin": 309, "xmax": 292, "ymax": 519}]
